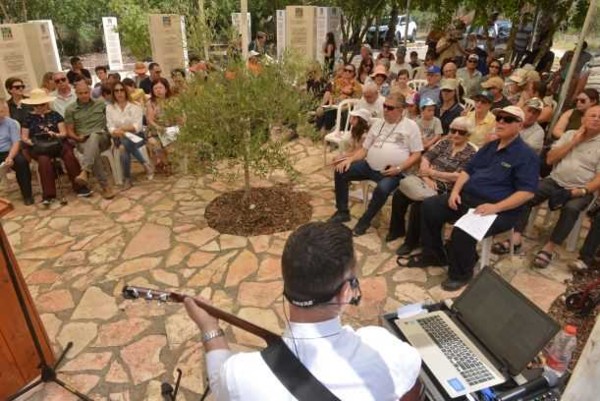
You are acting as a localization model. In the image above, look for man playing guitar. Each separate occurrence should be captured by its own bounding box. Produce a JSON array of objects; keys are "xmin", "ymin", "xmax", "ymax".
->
[{"xmin": 184, "ymin": 221, "xmax": 422, "ymax": 400}]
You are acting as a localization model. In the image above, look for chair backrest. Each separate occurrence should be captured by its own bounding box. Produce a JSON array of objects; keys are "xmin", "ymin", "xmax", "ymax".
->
[
  {"xmin": 408, "ymin": 79, "xmax": 427, "ymax": 92},
  {"xmin": 462, "ymin": 97, "xmax": 475, "ymax": 110},
  {"xmin": 333, "ymin": 98, "xmax": 359, "ymax": 135}
]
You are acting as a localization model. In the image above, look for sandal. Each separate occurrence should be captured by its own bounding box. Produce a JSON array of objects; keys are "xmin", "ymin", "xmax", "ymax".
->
[
  {"xmin": 396, "ymin": 253, "xmax": 446, "ymax": 269},
  {"xmin": 532, "ymin": 250, "xmax": 553, "ymax": 269},
  {"xmin": 491, "ymin": 240, "xmax": 521, "ymax": 255}
]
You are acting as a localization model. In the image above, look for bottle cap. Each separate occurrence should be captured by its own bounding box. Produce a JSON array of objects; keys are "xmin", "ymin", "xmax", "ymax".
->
[{"xmin": 565, "ymin": 325, "xmax": 577, "ymax": 335}]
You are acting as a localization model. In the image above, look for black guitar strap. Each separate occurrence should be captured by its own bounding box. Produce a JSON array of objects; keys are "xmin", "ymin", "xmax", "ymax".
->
[{"xmin": 260, "ymin": 338, "xmax": 341, "ymax": 401}]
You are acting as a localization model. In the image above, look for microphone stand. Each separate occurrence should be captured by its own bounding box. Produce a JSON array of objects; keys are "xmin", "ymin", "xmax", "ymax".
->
[{"xmin": 2, "ymin": 236, "xmax": 92, "ymax": 401}]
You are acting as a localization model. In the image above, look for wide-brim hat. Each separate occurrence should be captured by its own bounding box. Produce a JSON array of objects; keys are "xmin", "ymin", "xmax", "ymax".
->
[
  {"xmin": 349, "ymin": 108, "xmax": 373, "ymax": 124},
  {"xmin": 492, "ymin": 105, "xmax": 525, "ymax": 122},
  {"xmin": 21, "ymin": 88, "xmax": 56, "ymax": 105},
  {"xmin": 134, "ymin": 62, "xmax": 147, "ymax": 74},
  {"xmin": 481, "ymin": 76, "xmax": 504, "ymax": 90},
  {"xmin": 440, "ymin": 78, "xmax": 459, "ymax": 91},
  {"xmin": 370, "ymin": 65, "xmax": 388, "ymax": 78}
]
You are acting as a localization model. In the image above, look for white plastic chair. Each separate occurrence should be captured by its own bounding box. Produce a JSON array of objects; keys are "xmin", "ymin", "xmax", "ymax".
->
[
  {"xmin": 407, "ymin": 79, "xmax": 427, "ymax": 92},
  {"xmin": 323, "ymin": 98, "xmax": 359, "ymax": 164},
  {"xmin": 109, "ymin": 145, "xmax": 152, "ymax": 186}
]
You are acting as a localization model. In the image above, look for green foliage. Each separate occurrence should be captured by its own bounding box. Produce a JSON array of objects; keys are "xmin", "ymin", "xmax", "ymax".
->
[
  {"xmin": 108, "ymin": 0, "xmax": 152, "ymax": 60},
  {"xmin": 164, "ymin": 56, "xmax": 311, "ymax": 193}
]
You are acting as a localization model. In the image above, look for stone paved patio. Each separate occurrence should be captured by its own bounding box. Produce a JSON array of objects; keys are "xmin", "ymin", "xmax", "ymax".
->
[{"xmin": 5, "ymin": 138, "xmax": 577, "ymax": 401}]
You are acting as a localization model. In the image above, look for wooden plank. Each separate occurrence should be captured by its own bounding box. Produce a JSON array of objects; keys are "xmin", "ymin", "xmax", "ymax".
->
[{"xmin": 0, "ymin": 330, "xmax": 25, "ymax": 396}]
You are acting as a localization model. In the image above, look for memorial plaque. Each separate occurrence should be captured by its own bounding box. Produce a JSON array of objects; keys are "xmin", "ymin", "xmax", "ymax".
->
[
  {"xmin": 276, "ymin": 10, "xmax": 286, "ymax": 59},
  {"xmin": 102, "ymin": 17, "xmax": 124, "ymax": 71},
  {"xmin": 0, "ymin": 24, "xmax": 37, "ymax": 97},
  {"xmin": 148, "ymin": 14, "xmax": 188, "ymax": 76},
  {"xmin": 24, "ymin": 20, "xmax": 61, "ymax": 84},
  {"xmin": 285, "ymin": 6, "xmax": 317, "ymax": 61}
]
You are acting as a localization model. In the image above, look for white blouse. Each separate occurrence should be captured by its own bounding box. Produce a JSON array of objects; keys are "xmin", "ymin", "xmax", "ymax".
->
[{"xmin": 106, "ymin": 102, "xmax": 143, "ymax": 134}]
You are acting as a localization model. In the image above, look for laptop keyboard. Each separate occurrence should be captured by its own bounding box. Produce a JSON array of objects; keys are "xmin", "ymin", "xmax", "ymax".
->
[{"xmin": 418, "ymin": 315, "xmax": 495, "ymax": 385}]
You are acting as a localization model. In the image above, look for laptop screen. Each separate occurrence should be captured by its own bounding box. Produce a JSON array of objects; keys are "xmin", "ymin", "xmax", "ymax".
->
[{"xmin": 452, "ymin": 268, "xmax": 560, "ymax": 375}]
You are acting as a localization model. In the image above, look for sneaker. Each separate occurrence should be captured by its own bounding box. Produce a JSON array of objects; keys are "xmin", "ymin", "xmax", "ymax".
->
[
  {"xmin": 144, "ymin": 163, "xmax": 154, "ymax": 181},
  {"xmin": 101, "ymin": 186, "xmax": 116, "ymax": 200},
  {"xmin": 77, "ymin": 188, "xmax": 93, "ymax": 198},
  {"xmin": 328, "ymin": 211, "xmax": 351, "ymax": 223},
  {"xmin": 75, "ymin": 170, "xmax": 89, "ymax": 187}
]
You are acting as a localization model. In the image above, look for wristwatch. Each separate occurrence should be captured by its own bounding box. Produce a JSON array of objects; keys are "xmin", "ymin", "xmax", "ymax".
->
[
  {"xmin": 202, "ymin": 328, "xmax": 225, "ymax": 343},
  {"xmin": 580, "ymin": 188, "xmax": 588, "ymax": 196}
]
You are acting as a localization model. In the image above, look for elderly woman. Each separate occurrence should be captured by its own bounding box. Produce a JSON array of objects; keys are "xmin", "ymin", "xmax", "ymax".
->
[
  {"xmin": 389, "ymin": 116, "xmax": 478, "ymax": 258},
  {"xmin": 21, "ymin": 89, "xmax": 91, "ymax": 204},
  {"xmin": 464, "ymin": 90, "xmax": 495, "ymax": 147},
  {"xmin": 107, "ymin": 81, "xmax": 154, "ymax": 189},
  {"xmin": 552, "ymin": 88, "xmax": 599, "ymax": 139}
]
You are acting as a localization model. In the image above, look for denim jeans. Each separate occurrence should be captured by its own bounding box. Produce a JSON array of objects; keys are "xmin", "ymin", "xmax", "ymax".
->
[
  {"xmin": 119, "ymin": 136, "xmax": 147, "ymax": 180},
  {"xmin": 334, "ymin": 160, "xmax": 403, "ymax": 226},
  {"xmin": 580, "ymin": 214, "xmax": 600, "ymax": 264}
]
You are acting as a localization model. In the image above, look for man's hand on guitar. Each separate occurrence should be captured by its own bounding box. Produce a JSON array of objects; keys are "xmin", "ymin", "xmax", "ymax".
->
[{"xmin": 184, "ymin": 296, "xmax": 220, "ymax": 333}]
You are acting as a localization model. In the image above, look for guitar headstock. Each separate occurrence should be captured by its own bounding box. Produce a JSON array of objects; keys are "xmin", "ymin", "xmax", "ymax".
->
[{"xmin": 122, "ymin": 285, "xmax": 174, "ymax": 303}]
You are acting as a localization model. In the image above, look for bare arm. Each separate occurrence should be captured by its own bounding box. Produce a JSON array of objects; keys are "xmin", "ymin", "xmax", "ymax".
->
[
  {"xmin": 65, "ymin": 122, "xmax": 82, "ymax": 142},
  {"xmin": 583, "ymin": 173, "xmax": 600, "ymax": 194},
  {"xmin": 538, "ymin": 105, "xmax": 553, "ymax": 123},
  {"xmin": 552, "ymin": 109, "xmax": 572, "ymax": 139},
  {"xmin": 546, "ymin": 128, "xmax": 583, "ymax": 165},
  {"xmin": 21, "ymin": 127, "xmax": 32, "ymax": 144}
]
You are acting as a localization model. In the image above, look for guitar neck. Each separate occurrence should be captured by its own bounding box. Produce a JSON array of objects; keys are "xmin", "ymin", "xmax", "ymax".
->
[{"xmin": 171, "ymin": 292, "xmax": 281, "ymax": 345}]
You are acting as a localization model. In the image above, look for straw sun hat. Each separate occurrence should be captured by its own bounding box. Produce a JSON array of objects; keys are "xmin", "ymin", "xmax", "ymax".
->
[{"xmin": 21, "ymin": 88, "xmax": 56, "ymax": 105}]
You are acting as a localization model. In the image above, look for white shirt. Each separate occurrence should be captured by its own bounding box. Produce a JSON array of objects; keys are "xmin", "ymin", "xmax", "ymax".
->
[
  {"xmin": 206, "ymin": 318, "xmax": 421, "ymax": 401},
  {"xmin": 51, "ymin": 89, "xmax": 76, "ymax": 117},
  {"xmin": 550, "ymin": 130, "xmax": 600, "ymax": 188},
  {"xmin": 520, "ymin": 123, "xmax": 544, "ymax": 155},
  {"xmin": 363, "ymin": 117, "xmax": 423, "ymax": 171},
  {"xmin": 356, "ymin": 96, "xmax": 385, "ymax": 119},
  {"xmin": 390, "ymin": 62, "xmax": 413, "ymax": 77},
  {"xmin": 106, "ymin": 102, "xmax": 143, "ymax": 134}
]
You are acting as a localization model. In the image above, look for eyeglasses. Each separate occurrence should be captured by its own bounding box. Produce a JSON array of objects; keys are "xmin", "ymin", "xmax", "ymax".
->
[
  {"xmin": 495, "ymin": 115, "xmax": 520, "ymax": 124},
  {"xmin": 54, "ymin": 77, "xmax": 67, "ymax": 83},
  {"xmin": 113, "ymin": 88, "xmax": 125, "ymax": 93},
  {"xmin": 468, "ymin": 59, "xmax": 478, "ymax": 63},
  {"xmin": 450, "ymin": 128, "xmax": 468, "ymax": 136},
  {"xmin": 576, "ymin": 98, "xmax": 588, "ymax": 103},
  {"xmin": 383, "ymin": 104, "xmax": 399, "ymax": 111},
  {"xmin": 11, "ymin": 85, "xmax": 25, "ymax": 90}
]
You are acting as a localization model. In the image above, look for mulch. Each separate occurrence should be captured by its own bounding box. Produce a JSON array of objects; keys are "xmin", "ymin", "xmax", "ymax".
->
[{"xmin": 205, "ymin": 184, "xmax": 312, "ymax": 236}]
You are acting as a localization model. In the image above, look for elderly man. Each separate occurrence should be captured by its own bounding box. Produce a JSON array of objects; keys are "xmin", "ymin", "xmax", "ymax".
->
[
  {"xmin": 520, "ymin": 98, "xmax": 545, "ymax": 154},
  {"xmin": 405, "ymin": 106, "xmax": 539, "ymax": 290},
  {"xmin": 330, "ymin": 91, "xmax": 423, "ymax": 236},
  {"xmin": 185, "ymin": 221, "xmax": 421, "ymax": 400},
  {"xmin": 0, "ymin": 99, "xmax": 33, "ymax": 205},
  {"xmin": 65, "ymin": 81, "xmax": 115, "ymax": 199},
  {"xmin": 457, "ymin": 54, "xmax": 483, "ymax": 99},
  {"xmin": 356, "ymin": 83, "xmax": 385, "ymax": 118},
  {"xmin": 419, "ymin": 66, "xmax": 441, "ymax": 104},
  {"xmin": 51, "ymin": 72, "xmax": 77, "ymax": 117},
  {"xmin": 442, "ymin": 62, "xmax": 458, "ymax": 79},
  {"xmin": 497, "ymin": 105, "xmax": 600, "ymax": 268},
  {"xmin": 140, "ymin": 63, "xmax": 162, "ymax": 95}
]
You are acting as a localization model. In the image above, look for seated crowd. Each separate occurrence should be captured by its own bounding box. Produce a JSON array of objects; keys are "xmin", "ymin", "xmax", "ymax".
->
[
  {"xmin": 0, "ymin": 57, "xmax": 202, "ymax": 205},
  {"xmin": 318, "ymin": 36, "xmax": 600, "ymax": 290}
]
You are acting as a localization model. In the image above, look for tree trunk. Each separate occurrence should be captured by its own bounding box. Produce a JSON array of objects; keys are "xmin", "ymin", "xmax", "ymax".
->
[{"xmin": 388, "ymin": 3, "xmax": 399, "ymax": 44}]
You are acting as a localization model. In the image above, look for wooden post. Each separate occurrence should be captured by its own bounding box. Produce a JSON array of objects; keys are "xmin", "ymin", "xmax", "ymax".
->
[{"xmin": 241, "ymin": 0, "xmax": 249, "ymax": 60}]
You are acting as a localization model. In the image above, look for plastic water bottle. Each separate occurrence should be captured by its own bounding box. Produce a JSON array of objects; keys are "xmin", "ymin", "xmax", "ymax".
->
[{"xmin": 544, "ymin": 324, "xmax": 577, "ymax": 376}]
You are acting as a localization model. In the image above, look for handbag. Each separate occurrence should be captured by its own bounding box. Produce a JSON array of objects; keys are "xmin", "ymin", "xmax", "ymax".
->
[
  {"xmin": 261, "ymin": 338, "xmax": 340, "ymax": 401},
  {"xmin": 398, "ymin": 175, "xmax": 438, "ymax": 201},
  {"xmin": 31, "ymin": 137, "xmax": 63, "ymax": 158}
]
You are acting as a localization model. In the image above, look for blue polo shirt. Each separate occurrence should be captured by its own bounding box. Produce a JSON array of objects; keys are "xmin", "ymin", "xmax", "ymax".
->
[{"xmin": 463, "ymin": 136, "xmax": 539, "ymax": 205}]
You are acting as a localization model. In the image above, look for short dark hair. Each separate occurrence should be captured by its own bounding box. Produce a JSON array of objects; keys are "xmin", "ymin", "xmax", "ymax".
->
[
  {"xmin": 108, "ymin": 72, "xmax": 122, "ymax": 81},
  {"xmin": 582, "ymin": 88, "xmax": 599, "ymax": 104},
  {"xmin": 171, "ymin": 68, "xmax": 186, "ymax": 78},
  {"xmin": 151, "ymin": 77, "xmax": 172, "ymax": 100},
  {"xmin": 148, "ymin": 62, "xmax": 160, "ymax": 72},
  {"xmin": 122, "ymin": 78, "xmax": 136, "ymax": 88},
  {"xmin": 397, "ymin": 69, "xmax": 410, "ymax": 78},
  {"xmin": 410, "ymin": 51, "xmax": 418, "ymax": 57},
  {"xmin": 189, "ymin": 55, "xmax": 201, "ymax": 65},
  {"xmin": 282, "ymin": 222, "xmax": 356, "ymax": 306},
  {"xmin": 70, "ymin": 56, "xmax": 81, "ymax": 65},
  {"xmin": 100, "ymin": 83, "xmax": 113, "ymax": 97},
  {"xmin": 95, "ymin": 65, "xmax": 108, "ymax": 74},
  {"xmin": 72, "ymin": 74, "xmax": 86, "ymax": 84},
  {"xmin": 4, "ymin": 77, "xmax": 23, "ymax": 92}
]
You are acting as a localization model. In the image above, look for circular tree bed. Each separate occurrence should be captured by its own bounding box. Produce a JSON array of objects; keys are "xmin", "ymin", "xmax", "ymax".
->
[{"xmin": 205, "ymin": 184, "xmax": 312, "ymax": 236}]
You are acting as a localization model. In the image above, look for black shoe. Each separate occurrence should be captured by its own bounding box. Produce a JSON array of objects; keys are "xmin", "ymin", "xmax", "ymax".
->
[
  {"xmin": 353, "ymin": 222, "xmax": 369, "ymax": 237},
  {"xmin": 77, "ymin": 188, "xmax": 93, "ymax": 198},
  {"xmin": 23, "ymin": 197, "xmax": 34, "ymax": 206},
  {"xmin": 328, "ymin": 211, "xmax": 351, "ymax": 223},
  {"xmin": 385, "ymin": 231, "xmax": 405, "ymax": 242},
  {"xmin": 395, "ymin": 243, "xmax": 415, "ymax": 256},
  {"xmin": 441, "ymin": 277, "xmax": 471, "ymax": 291}
]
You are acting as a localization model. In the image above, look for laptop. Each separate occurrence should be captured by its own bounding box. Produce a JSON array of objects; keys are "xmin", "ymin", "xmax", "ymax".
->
[{"xmin": 395, "ymin": 267, "xmax": 559, "ymax": 398}]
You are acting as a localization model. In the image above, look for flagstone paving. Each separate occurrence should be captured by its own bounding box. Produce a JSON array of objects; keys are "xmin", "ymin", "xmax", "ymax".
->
[{"xmin": 4, "ymin": 138, "xmax": 580, "ymax": 401}]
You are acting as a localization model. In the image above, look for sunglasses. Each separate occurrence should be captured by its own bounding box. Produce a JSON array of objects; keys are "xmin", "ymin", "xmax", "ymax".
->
[
  {"xmin": 495, "ymin": 115, "xmax": 520, "ymax": 124},
  {"xmin": 383, "ymin": 104, "xmax": 398, "ymax": 111},
  {"xmin": 468, "ymin": 59, "xmax": 478, "ymax": 63},
  {"xmin": 113, "ymin": 88, "xmax": 125, "ymax": 92},
  {"xmin": 54, "ymin": 77, "xmax": 67, "ymax": 83},
  {"xmin": 12, "ymin": 85, "xmax": 25, "ymax": 90},
  {"xmin": 450, "ymin": 128, "xmax": 468, "ymax": 136},
  {"xmin": 576, "ymin": 98, "xmax": 588, "ymax": 103}
]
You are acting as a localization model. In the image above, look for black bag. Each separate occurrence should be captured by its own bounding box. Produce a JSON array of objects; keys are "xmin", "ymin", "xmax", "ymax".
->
[{"xmin": 31, "ymin": 138, "xmax": 63, "ymax": 158}]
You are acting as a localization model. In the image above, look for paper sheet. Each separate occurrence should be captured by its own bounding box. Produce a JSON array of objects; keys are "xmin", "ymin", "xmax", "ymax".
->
[
  {"xmin": 125, "ymin": 132, "xmax": 143, "ymax": 143},
  {"xmin": 454, "ymin": 208, "xmax": 498, "ymax": 242}
]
